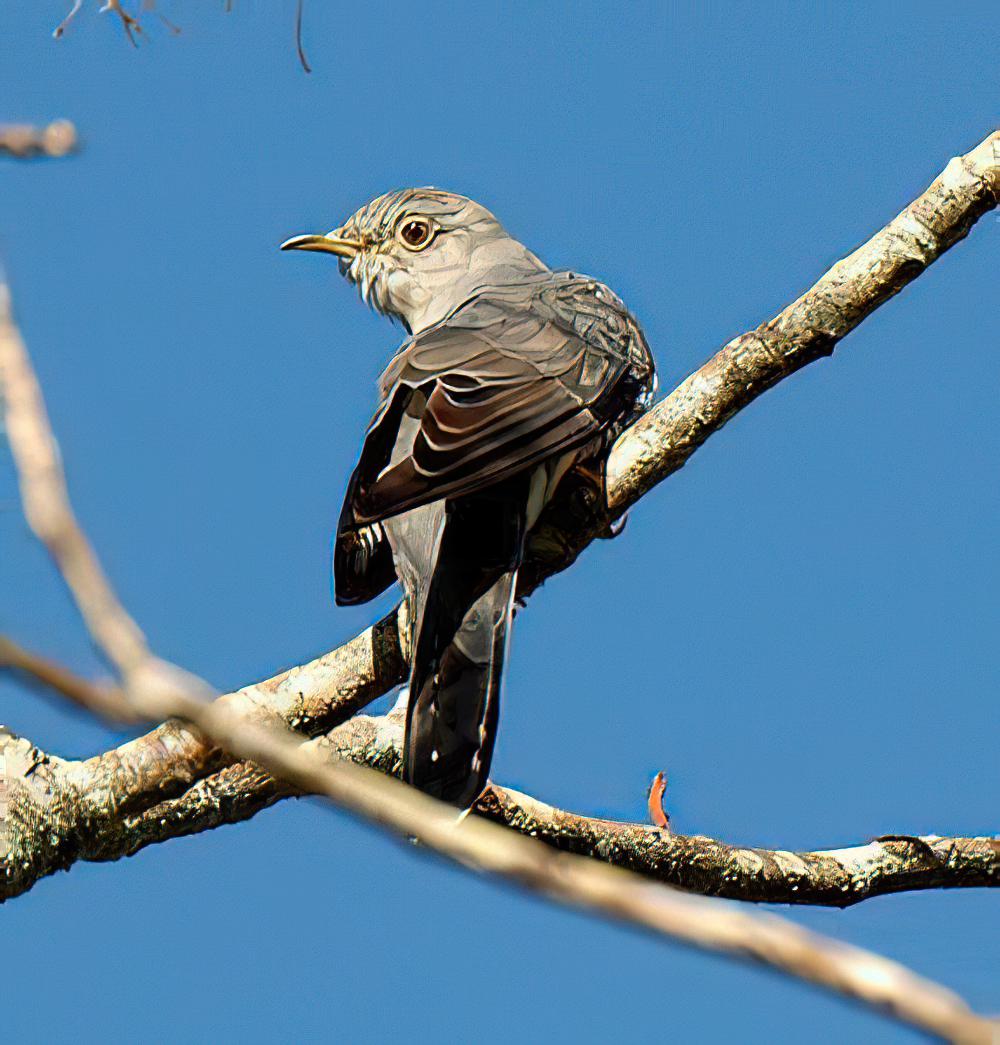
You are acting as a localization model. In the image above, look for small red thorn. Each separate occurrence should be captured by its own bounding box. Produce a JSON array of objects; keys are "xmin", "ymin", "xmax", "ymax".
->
[{"xmin": 648, "ymin": 770, "xmax": 670, "ymax": 831}]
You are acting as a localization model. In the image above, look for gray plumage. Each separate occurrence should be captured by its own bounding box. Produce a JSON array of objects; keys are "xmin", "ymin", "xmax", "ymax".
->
[{"xmin": 283, "ymin": 188, "xmax": 655, "ymax": 807}]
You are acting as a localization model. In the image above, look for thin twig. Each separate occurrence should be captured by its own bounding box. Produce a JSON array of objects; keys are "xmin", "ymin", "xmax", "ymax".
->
[
  {"xmin": 52, "ymin": 0, "xmax": 84, "ymax": 38},
  {"xmin": 0, "ymin": 636, "xmax": 139, "ymax": 723},
  {"xmin": 647, "ymin": 771, "xmax": 670, "ymax": 830},
  {"xmin": 53, "ymin": 1, "xmax": 302, "ymax": 62},
  {"xmin": 295, "ymin": 0, "xmax": 311, "ymax": 73}
]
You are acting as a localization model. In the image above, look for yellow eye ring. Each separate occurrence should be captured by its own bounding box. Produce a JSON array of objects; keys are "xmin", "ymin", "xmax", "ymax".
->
[{"xmin": 396, "ymin": 216, "xmax": 436, "ymax": 251}]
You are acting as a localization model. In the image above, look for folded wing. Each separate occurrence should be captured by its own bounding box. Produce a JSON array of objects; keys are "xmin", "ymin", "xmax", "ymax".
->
[{"xmin": 345, "ymin": 278, "xmax": 643, "ymax": 527}]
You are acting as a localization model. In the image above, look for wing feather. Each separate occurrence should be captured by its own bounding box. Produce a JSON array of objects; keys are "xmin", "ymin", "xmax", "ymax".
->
[{"xmin": 348, "ymin": 278, "xmax": 648, "ymax": 524}]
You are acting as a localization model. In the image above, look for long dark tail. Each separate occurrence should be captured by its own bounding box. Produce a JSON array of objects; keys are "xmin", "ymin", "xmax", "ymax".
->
[{"xmin": 403, "ymin": 476, "xmax": 529, "ymax": 808}]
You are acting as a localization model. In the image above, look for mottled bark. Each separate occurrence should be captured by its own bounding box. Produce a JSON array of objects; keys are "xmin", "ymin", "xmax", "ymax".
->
[
  {"xmin": 3, "ymin": 704, "xmax": 996, "ymax": 909},
  {"xmin": 3, "ymin": 130, "xmax": 998, "ymax": 915}
]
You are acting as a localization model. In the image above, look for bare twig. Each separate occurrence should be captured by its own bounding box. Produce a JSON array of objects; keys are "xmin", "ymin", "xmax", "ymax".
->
[
  {"xmin": 55, "ymin": 1, "xmax": 183, "ymax": 44},
  {"xmin": 0, "ymin": 121, "xmax": 77, "ymax": 159},
  {"xmin": 52, "ymin": 1, "xmax": 307, "ymax": 65},
  {"xmin": 295, "ymin": 0, "xmax": 311, "ymax": 73}
]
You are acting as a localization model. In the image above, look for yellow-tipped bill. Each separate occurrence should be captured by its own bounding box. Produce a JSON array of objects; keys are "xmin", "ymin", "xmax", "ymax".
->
[{"xmin": 280, "ymin": 233, "xmax": 364, "ymax": 258}]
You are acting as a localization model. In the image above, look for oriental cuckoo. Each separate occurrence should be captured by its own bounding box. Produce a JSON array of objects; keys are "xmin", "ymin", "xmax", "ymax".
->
[{"xmin": 282, "ymin": 189, "xmax": 655, "ymax": 808}]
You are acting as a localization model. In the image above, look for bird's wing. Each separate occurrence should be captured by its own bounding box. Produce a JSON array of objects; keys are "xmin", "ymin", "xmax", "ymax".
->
[{"xmin": 345, "ymin": 279, "xmax": 641, "ymax": 525}]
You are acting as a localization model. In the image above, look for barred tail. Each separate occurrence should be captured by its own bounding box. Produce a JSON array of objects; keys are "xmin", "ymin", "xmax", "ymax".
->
[{"xmin": 403, "ymin": 478, "xmax": 528, "ymax": 808}]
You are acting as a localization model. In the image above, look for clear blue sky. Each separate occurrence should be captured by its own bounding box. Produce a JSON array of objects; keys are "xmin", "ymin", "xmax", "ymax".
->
[{"xmin": 2, "ymin": 4, "xmax": 997, "ymax": 1041}]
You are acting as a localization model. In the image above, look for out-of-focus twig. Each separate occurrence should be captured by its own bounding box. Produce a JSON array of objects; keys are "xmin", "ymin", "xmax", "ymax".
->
[
  {"xmin": 52, "ymin": 1, "xmax": 84, "ymax": 39},
  {"xmin": 101, "ymin": 0, "xmax": 142, "ymax": 47},
  {"xmin": 0, "ymin": 636, "xmax": 138, "ymax": 723},
  {"xmin": 1, "ymin": 284, "xmax": 994, "ymax": 1044},
  {"xmin": 55, "ymin": 1, "xmax": 140, "ymax": 45},
  {"xmin": 0, "ymin": 121, "xmax": 77, "ymax": 159},
  {"xmin": 142, "ymin": 0, "xmax": 181, "ymax": 35},
  {"xmin": 3, "ymin": 629, "xmax": 997, "ymax": 908},
  {"xmin": 0, "ymin": 282, "xmax": 211, "ymax": 716},
  {"xmin": 122, "ymin": 690, "xmax": 1000, "ymax": 1045}
]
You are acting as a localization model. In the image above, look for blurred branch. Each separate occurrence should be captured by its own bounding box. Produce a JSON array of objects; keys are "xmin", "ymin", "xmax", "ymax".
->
[
  {"xmin": 0, "ymin": 637, "xmax": 138, "ymax": 723},
  {"xmin": 0, "ymin": 121, "xmax": 77, "ymax": 159},
  {"xmin": 0, "ymin": 283, "xmax": 212, "ymax": 718},
  {"xmin": 2, "ymin": 722, "xmax": 992, "ymax": 1044},
  {"xmin": 101, "ymin": 0, "xmax": 141, "ymax": 46},
  {"xmin": 52, "ymin": 0, "xmax": 85, "ymax": 39},
  {"xmin": 1, "ymin": 131, "xmax": 998, "ymax": 1042},
  {"xmin": 3, "ymin": 295, "xmax": 990, "ymax": 1044}
]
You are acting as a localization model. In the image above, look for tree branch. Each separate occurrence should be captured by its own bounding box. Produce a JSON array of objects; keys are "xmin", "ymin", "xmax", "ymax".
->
[
  {"xmin": 2, "ymin": 130, "xmax": 999, "ymax": 1042},
  {"xmin": 3, "ymin": 693, "xmax": 997, "ymax": 1044},
  {"xmin": 2, "ymin": 128, "xmax": 996, "ymax": 897},
  {"xmin": 5, "ymin": 678, "xmax": 996, "ymax": 908}
]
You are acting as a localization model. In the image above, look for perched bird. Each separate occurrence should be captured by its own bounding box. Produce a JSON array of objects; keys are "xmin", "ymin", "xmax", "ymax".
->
[{"xmin": 283, "ymin": 189, "xmax": 655, "ymax": 808}]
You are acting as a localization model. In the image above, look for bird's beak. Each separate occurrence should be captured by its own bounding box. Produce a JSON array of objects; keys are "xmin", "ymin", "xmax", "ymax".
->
[{"xmin": 280, "ymin": 232, "xmax": 364, "ymax": 258}]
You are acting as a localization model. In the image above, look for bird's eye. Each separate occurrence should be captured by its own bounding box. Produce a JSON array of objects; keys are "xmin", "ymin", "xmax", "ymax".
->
[{"xmin": 398, "ymin": 218, "xmax": 433, "ymax": 250}]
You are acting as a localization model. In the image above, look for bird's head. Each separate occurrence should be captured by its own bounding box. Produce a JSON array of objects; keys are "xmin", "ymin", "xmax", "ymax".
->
[{"xmin": 281, "ymin": 188, "xmax": 548, "ymax": 333}]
